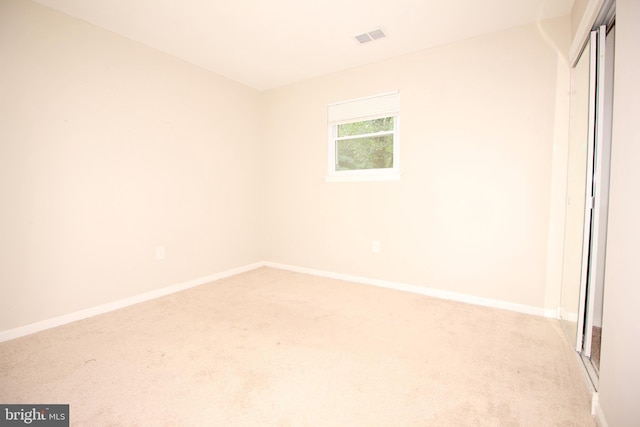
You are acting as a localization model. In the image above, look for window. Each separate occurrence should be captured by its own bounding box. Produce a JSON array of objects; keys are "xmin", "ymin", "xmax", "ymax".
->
[{"xmin": 327, "ymin": 91, "xmax": 400, "ymax": 181}]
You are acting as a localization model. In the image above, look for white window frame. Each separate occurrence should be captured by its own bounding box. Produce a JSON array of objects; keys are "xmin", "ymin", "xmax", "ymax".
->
[{"xmin": 326, "ymin": 91, "xmax": 400, "ymax": 182}]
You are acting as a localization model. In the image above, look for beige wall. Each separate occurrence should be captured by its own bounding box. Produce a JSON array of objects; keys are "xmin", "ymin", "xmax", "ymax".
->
[
  {"xmin": 0, "ymin": 0, "xmax": 573, "ymax": 334},
  {"xmin": 0, "ymin": 0, "xmax": 263, "ymax": 330},
  {"xmin": 542, "ymin": 20, "xmax": 571, "ymax": 314},
  {"xmin": 7, "ymin": 0, "xmax": 638, "ymax": 421},
  {"xmin": 262, "ymin": 20, "xmax": 568, "ymax": 308},
  {"xmin": 598, "ymin": 0, "xmax": 640, "ymax": 425}
]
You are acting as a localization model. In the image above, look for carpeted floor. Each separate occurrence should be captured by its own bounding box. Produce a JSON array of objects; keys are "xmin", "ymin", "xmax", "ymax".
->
[
  {"xmin": 0, "ymin": 267, "xmax": 596, "ymax": 426},
  {"xmin": 591, "ymin": 326, "xmax": 602, "ymax": 371}
]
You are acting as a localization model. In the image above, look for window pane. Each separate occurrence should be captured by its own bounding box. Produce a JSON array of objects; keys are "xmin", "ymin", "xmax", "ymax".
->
[
  {"xmin": 336, "ymin": 134, "xmax": 393, "ymax": 171},
  {"xmin": 337, "ymin": 117, "xmax": 395, "ymax": 137}
]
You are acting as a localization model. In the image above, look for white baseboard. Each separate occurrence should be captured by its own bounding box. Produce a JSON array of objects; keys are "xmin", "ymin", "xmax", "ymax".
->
[
  {"xmin": 573, "ymin": 348, "xmax": 604, "ymax": 426},
  {"xmin": 591, "ymin": 392, "xmax": 609, "ymax": 427},
  {"xmin": 1, "ymin": 260, "xmax": 559, "ymax": 343},
  {"xmin": 557, "ymin": 306, "xmax": 579, "ymax": 323},
  {"xmin": 0, "ymin": 262, "xmax": 265, "ymax": 343},
  {"xmin": 591, "ymin": 392, "xmax": 599, "ymax": 416},
  {"xmin": 265, "ymin": 261, "xmax": 558, "ymax": 319},
  {"xmin": 594, "ymin": 396, "xmax": 609, "ymax": 427}
]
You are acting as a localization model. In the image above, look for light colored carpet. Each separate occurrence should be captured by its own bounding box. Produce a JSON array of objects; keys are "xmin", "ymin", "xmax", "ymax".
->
[
  {"xmin": 0, "ymin": 267, "xmax": 595, "ymax": 426},
  {"xmin": 591, "ymin": 326, "xmax": 602, "ymax": 372}
]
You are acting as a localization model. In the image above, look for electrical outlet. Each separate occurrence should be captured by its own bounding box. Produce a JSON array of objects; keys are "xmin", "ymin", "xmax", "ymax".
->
[
  {"xmin": 372, "ymin": 241, "xmax": 381, "ymax": 253},
  {"xmin": 155, "ymin": 246, "xmax": 165, "ymax": 260}
]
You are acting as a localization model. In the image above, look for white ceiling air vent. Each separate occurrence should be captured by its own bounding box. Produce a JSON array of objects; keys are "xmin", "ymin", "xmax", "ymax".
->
[{"xmin": 355, "ymin": 28, "xmax": 387, "ymax": 44}]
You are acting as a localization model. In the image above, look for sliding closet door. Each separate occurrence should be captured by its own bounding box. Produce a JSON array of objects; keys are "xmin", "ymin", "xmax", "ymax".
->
[
  {"xmin": 574, "ymin": 30, "xmax": 599, "ymax": 355},
  {"xmin": 560, "ymin": 24, "xmax": 613, "ymax": 382},
  {"xmin": 589, "ymin": 25, "xmax": 615, "ymax": 372},
  {"xmin": 580, "ymin": 25, "xmax": 612, "ymax": 361},
  {"xmin": 559, "ymin": 35, "xmax": 592, "ymax": 350}
]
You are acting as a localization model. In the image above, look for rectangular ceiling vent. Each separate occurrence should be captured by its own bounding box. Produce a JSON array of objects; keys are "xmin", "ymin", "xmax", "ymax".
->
[{"xmin": 355, "ymin": 28, "xmax": 386, "ymax": 44}]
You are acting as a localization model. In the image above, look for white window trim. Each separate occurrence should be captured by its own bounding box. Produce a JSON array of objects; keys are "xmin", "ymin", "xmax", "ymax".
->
[
  {"xmin": 324, "ymin": 172, "xmax": 401, "ymax": 182},
  {"xmin": 325, "ymin": 91, "xmax": 400, "ymax": 182}
]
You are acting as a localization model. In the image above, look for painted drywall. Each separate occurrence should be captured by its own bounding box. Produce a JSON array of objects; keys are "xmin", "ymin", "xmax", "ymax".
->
[
  {"xmin": 0, "ymin": 0, "xmax": 574, "ymax": 335},
  {"xmin": 598, "ymin": 0, "xmax": 640, "ymax": 425},
  {"xmin": 541, "ymin": 20, "xmax": 571, "ymax": 316},
  {"xmin": 0, "ymin": 0, "xmax": 263, "ymax": 331},
  {"xmin": 262, "ymin": 19, "xmax": 568, "ymax": 309}
]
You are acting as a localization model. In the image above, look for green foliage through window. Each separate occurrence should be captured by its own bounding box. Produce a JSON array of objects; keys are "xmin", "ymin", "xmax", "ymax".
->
[
  {"xmin": 337, "ymin": 117, "xmax": 394, "ymax": 137},
  {"xmin": 335, "ymin": 117, "xmax": 395, "ymax": 171}
]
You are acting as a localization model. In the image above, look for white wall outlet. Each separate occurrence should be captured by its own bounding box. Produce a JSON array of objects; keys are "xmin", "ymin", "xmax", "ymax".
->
[
  {"xmin": 155, "ymin": 246, "xmax": 165, "ymax": 260},
  {"xmin": 372, "ymin": 240, "xmax": 381, "ymax": 253}
]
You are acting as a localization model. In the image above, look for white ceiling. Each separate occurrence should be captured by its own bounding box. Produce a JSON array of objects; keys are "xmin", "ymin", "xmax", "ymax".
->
[{"xmin": 33, "ymin": 0, "xmax": 574, "ymax": 91}]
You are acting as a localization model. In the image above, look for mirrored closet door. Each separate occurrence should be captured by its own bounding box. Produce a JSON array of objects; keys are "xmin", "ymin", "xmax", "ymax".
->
[{"xmin": 559, "ymin": 18, "xmax": 615, "ymax": 388}]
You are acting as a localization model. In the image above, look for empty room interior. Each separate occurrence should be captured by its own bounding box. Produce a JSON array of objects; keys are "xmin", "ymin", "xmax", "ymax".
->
[{"xmin": 1, "ymin": 0, "xmax": 638, "ymax": 425}]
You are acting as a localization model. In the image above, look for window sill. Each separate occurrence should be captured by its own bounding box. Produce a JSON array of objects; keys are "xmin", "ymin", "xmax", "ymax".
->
[{"xmin": 324, "ymin": 173, "xmax": 401, "ymax": 183}]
